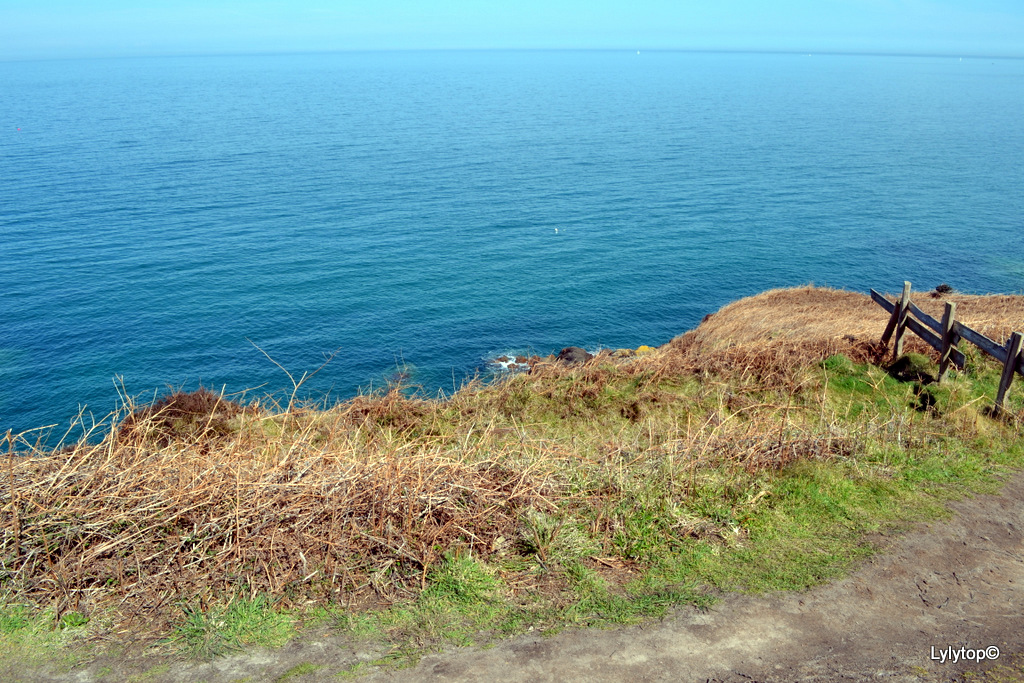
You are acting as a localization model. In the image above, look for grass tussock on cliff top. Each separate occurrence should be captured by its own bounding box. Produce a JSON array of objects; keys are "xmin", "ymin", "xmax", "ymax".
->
[{"xmin": 2, "ymin": 285, "xmax": 1023, "ymax": 659}]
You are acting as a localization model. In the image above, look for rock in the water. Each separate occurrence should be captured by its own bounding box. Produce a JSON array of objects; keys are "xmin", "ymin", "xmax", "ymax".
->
[
  {"xmin": 556, "ymin": 346, "xmax": 593, "ymax": 364},
  {"xmin": 491, "ymin": 354, "xmax": 534, "ymax": 372}
]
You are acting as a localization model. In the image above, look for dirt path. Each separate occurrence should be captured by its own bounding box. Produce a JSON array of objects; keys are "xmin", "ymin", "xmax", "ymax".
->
[
  {"xmin": 24, "ymin": 472, "xmax": 1024, "ymax": 682},
  {"xmin": 351, "ymin": 475, "xmax": 1023, "ymax": 683},
  {"xmin": 363, "ymin": 474, "xmax": 1024, "ymax": 683}
]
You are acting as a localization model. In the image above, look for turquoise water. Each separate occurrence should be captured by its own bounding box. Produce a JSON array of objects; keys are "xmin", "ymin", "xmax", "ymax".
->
[{"xmin": 2, "ymin": 51, "xmax": 1023, "ymax": 435}]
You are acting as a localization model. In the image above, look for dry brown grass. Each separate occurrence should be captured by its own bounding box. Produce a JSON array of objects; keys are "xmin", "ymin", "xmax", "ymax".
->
[
  {"xmin": 2, "ymin": 285, "xmax": 1022, "ymax": 636},
  {"xmin": 917, "ymin": 291, "xmax": 1024, "ymax": 344},
  {"xmin": 0, "ymin": 395, "xmax": 552, "ymax": 631},
  {"xmin": 657, "ymin": 285, "xmax": 1024, "ymax": 378},
  {"xmin": 117, "ymin": 387, "xmax": 252, "ymax": 448},
  {"xmin": 0, "ymin": 380, "xmax": 858, "ymax": 632}
]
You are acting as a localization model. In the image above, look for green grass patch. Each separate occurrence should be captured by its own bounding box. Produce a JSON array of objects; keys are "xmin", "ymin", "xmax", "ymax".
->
[
  {"xmin": 0, "ymin": 601, "xmax": 94, "ymax": 678},
  {"xmin": 167, "ymin": 595, "xmax": 296, "ymax": 659},
  {"xmin": 275, "ymin": 662, "xmax": 324, "ymax": 681},
  {"xmin": 324, "ymin": 352, "xmax": 1020, "ymax": 671}
]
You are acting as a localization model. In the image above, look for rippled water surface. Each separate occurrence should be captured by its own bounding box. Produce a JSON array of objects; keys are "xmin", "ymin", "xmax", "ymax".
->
[{"xmin": 2, "ymin": 51, "xmax": 1023, "ymax": 434}]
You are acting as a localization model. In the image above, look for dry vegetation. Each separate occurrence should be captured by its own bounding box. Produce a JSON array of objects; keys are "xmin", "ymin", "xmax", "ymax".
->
[
  {"xmin": 1, "ymin": 392, "xmax": 553, "ymax": 633},
  {"xmin": 2, "ymin": 285, "xmax": 1023, "ymax": 642},
  {"xmin": 661, "ymin": 285, "xmax": 1024, "ymax": 377}
]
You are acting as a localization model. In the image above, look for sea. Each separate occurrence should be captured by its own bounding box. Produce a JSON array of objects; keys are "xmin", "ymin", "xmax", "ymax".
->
[{"xmin": 2, "ymin": 50, "xmax": 1023, "ymax": 438}]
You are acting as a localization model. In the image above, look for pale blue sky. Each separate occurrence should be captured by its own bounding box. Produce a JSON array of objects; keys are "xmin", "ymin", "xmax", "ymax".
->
[{"xmin": 2, "ymin": 0, "xmax": 1022, "ymax": 60}]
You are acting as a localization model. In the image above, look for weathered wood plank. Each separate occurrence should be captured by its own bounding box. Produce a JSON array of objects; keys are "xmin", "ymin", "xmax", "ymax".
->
[
  {"xmin": 940, "ymin": 334, "xmax": 967, "ymax": 369},
  {"xmin": 907, "ymin": 302, "xmax": 942, "ymax": 334},
  {"xmin": 893, "ymin": 282, "xmax": 912, "ymax": 357},
  {"xmin": 876, "ymin": 282, "xmax": 909, "ymax": 348},
  {"xmin": 947, "ymin": 341, "xmax": 968, "ymax": 369},
  {"xmin": 871, "ymin": 283, "xmax": 1019, "ymax": 378},
  {"xmin": 904, "ymin": 316, "xmax": 940, "ymax": 349},
  {"xmin": 995, "ymin": 332, "xmax": 1023, "ymax": 412},
  {"xmin": 953, "ymin": 323, "xmax": 1008, "ymax": 365},
  {"xmin": 899, "ymin": 316, "xmax": 967, "ymax": 368},
  {"xmin": 870, "ymin": 289, "xmax": 896, "ymax": 313},
  {"xmin": 938, "ymin": 302, "xmax": 958, "ymax": 382}
]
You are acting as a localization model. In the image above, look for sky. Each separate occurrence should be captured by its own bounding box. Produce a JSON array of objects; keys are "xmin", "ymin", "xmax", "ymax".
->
[{"xmin": 1, "ymin": 0, "xmax": 1023, "ymax": 61}]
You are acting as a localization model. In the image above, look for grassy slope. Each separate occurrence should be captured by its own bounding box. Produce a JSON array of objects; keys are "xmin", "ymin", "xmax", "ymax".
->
[{"xmin": 2, "ymin": 286, "xmax": 1023, "ymax": 678}]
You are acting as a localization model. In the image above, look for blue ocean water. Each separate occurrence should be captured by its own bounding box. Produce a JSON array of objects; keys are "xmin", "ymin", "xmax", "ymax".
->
[{"xmin": 2, "ymin": 50, "xmax": 1023, "ymax": 436}]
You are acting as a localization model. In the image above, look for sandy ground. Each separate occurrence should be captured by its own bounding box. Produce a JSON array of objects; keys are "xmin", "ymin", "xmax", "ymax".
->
[{"xmin": 22, "ymin": 469, "xmax": 1023, "ymax": 683}]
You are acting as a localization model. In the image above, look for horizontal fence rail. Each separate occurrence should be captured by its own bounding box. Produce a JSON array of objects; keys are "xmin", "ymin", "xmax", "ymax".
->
[{"xmin": 870, "ymin": 281, "xmax": 1024, "ymax": 414}]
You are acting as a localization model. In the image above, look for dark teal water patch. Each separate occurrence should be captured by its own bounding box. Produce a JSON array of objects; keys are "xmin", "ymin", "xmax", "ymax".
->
[{"xmin": 1, "ymin": 51, "xmax": 1023, "ymax": 435}]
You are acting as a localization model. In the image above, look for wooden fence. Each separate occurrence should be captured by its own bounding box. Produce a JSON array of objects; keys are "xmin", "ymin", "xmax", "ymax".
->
[{"xmin": 870, "ymin": 281, "xmax": 1024, "ymax": 414}]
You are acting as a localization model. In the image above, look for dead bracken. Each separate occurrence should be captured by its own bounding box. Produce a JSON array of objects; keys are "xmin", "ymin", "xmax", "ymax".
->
[{"xmin": 1, "ymin": 285, "xmax": 1022, "ymax": 641}]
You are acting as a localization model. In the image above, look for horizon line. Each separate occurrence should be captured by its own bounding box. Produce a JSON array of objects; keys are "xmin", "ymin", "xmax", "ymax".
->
[{"xmin": 3, "ymin": 46, "xmax": 1023, "ymax": 65}]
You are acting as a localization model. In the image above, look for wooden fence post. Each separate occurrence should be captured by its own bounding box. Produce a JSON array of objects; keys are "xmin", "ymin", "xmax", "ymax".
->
[
  {"xmin": 894, "ymin": 282, "xmax": 912, "ymax": 357},
  {"xmin": 880, "ymin": 281, "xmax": 911, "ymax": 355},
  {"xmin": 995, "ymin": 331, "xmax": 1023, "ymax": 415},
  {"xmin": 938, "ymin": 301, "xmax": 958, "ymax": 382},
  {"xmin": 870, "ymin": 281, "xmax": 1023, "ymax": 413}
]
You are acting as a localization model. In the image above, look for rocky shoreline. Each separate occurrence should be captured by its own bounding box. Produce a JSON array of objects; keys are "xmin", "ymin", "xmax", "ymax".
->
[{"xmin": 489, "ymin": 344, "xmax": 659, "ymax": 372}]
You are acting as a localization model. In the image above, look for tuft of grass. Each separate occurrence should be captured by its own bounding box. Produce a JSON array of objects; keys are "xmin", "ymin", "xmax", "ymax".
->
[
  {"xmin": 58, "ymin": 611, "xmax": 89, "ymax": 630},
  {"xmin": 276, "ymin": 662, "xmax": 324, "ymax": 681},
  {"xmin": 117, "ymin": 386, "xmax": 251, "ymax": 447},
  {"xmin": 0, "ymin": 601, "xmax": 93, "ymax": 677},
  {"xmin": 0, "ymin": 603, "xmax": 32, "ymax": 635},
  {"xmin": 422, "ymin": 554, "xmax": 501, "ymax": 605},
  {"xmin": 887, "ymin": 352, "xmax": 937, "ymax": 384},
  {"xmin": 167, "ymin": 596, "xmax": 295, "ymax": 659}
]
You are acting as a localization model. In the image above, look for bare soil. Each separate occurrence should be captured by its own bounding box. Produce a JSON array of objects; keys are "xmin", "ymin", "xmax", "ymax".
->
[{"xmin": 19, "ymin": 470, "xmax": 1023, "ymax": 682}]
